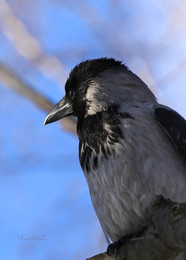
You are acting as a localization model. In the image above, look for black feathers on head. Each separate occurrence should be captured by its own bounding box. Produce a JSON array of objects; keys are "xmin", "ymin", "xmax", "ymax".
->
[
  {"xmin": 70, "ymin": 58, "xmax": 127, "ymax": 78},
  {"xmin": 65, "ymin": 58, "xmax": 128, "ymax": 93},
  {"xmin": 64, "ymin": 58, "xmax": 128, "ymax": 117}
]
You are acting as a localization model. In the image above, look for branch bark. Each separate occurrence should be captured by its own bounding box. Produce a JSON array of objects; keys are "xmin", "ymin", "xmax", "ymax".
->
[{"xmin": 87, "ymin": 197, "xmax": 186, "ymax": 260}]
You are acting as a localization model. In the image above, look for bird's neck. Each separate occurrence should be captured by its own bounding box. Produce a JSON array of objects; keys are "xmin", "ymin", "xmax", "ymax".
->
[{"xmin": 77, "ymin": 105, "xmax": 124, "ymax": 174}]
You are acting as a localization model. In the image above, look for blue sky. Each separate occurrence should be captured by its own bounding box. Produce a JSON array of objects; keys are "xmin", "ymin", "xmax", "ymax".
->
[{"xmin": 0, "ymin": 1, "xmax": 186, "ymax": 259}]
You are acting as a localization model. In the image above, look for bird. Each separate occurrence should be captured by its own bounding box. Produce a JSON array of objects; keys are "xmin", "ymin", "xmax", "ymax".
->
[{"xmin": 44, "ymin": 58, "xmax": 186, "ymax": 245}]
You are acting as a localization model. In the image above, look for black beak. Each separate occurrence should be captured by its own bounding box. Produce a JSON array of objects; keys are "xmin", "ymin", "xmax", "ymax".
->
[{"xmin": 44, "ymin": 96, "xmax": 73, "ymax": 125}]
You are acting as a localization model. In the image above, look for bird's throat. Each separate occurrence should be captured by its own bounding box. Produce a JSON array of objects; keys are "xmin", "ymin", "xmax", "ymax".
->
[{"xmin": 77, "ymin": 106, "xmax": 124, "ymax": 174}]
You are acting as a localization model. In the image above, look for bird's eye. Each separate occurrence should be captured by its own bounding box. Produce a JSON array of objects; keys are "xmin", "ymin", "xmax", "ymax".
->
[{"xmin": 68, "ymin": 90, "xmax": 75, "ymax": 99}]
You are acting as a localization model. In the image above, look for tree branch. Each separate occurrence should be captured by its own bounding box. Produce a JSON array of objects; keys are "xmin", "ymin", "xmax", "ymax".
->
[
  {"xmin": 0, "ymin": 0, "xmax": 68, "ymax": 86},
  {"xmin": 0, "ymin": 63, "xmax": 77, "ymax": 134}
]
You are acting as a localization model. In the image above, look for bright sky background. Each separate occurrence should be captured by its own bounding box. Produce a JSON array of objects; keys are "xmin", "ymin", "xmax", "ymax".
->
[{"xmin": 0, "ymin": 1, "xmax": 186, "ymax": 259}]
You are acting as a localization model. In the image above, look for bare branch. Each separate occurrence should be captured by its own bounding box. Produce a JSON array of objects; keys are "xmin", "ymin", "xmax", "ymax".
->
[
  {"xmin": 0, "ymin": 0, "xmax": 68, "ymax": 86},
  {"xmin": 155, "ymin": 59, "xmax": 186, "ymax": 88},
  {"xmin": 0, "ymin": 63, "xmax": 77, "ymax": 134}
]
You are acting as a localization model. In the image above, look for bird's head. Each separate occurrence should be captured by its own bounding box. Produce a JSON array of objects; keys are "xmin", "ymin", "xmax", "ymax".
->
[{"xmin": 44, "ymin": 58, "xmax": 156, "ymax": 125}]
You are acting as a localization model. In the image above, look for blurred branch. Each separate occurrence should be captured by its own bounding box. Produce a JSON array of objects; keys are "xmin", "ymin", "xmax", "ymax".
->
[
  {"xmin": 88, "ymin": 196, "xmax": 186, "ymax": 260},
  {"xmin": 59, "ymin": 1, "xmax": 160, "ymax": 96},
  {"xmin": 0, "ymin": 63, "xmax": 77, "ymax": 134},
  {"xmin": 61, "ymin": 1, "xmax": 133, "ymax": 59},
  {"xmin": 156, "ymin": 59, "xmax": 186, "ymax": 88},
  {"xmin": 163, "ymin": 0, "xmax": 186, "ymax": 34},
  {"xmin": 0, "ymin": 0, "xmax": 68, "ymax": 87}
]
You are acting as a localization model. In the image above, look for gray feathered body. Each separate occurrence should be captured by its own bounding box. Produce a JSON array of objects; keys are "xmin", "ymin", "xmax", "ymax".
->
[
  {"xmin": 44, "ymin": 57, "xmax": 186, "ymax": 260},
  {"xmin": 78, "ymin": 70, "xmax": 186, "ymax": 243},
  {"xmin": 45, "ymin": 57, "xmax": 186, "ymax": 249}
]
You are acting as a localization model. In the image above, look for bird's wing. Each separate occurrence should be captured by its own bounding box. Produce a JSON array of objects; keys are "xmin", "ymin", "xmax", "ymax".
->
[{"xmin": 154, "ymin": 105, "xmax": 186, "ymax": 159}]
